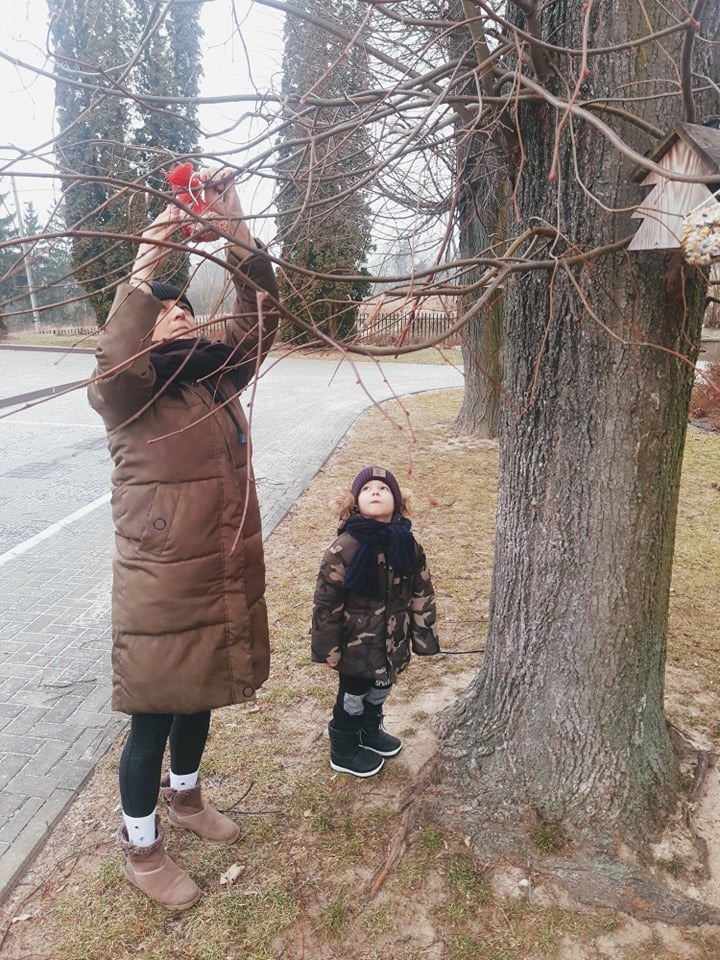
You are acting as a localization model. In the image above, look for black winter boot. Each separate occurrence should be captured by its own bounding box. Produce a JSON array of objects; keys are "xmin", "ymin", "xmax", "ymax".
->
[
  {"xmin": 328, "ymin": 723, "xmax": 385, "ymax": 777},
  {"xmin": 359, "ymin": 702, "xmax": 403, "ymax": 757}
]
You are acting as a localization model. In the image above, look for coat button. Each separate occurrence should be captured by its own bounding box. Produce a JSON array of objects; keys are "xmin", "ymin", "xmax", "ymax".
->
[{"xmin": 153, "ymin": 517, "xmax": 167, "ymax": 530}]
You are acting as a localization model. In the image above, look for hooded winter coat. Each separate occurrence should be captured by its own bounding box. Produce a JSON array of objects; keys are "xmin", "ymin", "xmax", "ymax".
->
[
  {"xmin": 311, "ymin": 515, "xmax": 440, "ymax": 682},
  {"xmin": 88, "ymin": 250, "xmax": 279, "ymax": 715}
]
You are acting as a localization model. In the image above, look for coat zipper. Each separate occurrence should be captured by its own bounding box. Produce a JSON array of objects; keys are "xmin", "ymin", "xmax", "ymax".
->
[{"xmin": 200, "ymin": 380, "xmax": 247, "ymax": 444}]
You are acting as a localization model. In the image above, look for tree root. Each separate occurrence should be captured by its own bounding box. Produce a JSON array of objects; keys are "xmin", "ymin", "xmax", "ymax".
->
[
  {"xmin": 368, "ymin": 737, "xmax": 720, "ymax": 926},
  {"xmin": 542, "ymin": 854, "xmax": 720, "ymax": 926},
  {"xmin": 415, "ymin": 742, "xmax": 720, "ymax": 928},
  {"xmin": 366, "ymin": 757, "xmax": 439, "ymax": 900},
  {"xmin": 366, "ymin": 805, "xmax": 415, "ymax": 900}
]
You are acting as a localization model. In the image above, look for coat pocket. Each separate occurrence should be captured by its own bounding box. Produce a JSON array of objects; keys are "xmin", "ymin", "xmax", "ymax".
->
[
  {"xmin": 113, "ymin": 479, "xmax": 222, "ymax": 560},
  {"xmin": 112, "ymin": 482, "xmax": 158, "ymax": 558}
]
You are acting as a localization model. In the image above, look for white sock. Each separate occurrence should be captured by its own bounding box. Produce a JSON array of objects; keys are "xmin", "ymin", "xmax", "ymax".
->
[
  {"xmin": 123, "ymin": 809, "xmax": 157, "ymax": 848},
  {"xmin": 169, "ymin": 768, "xmax": 199, "ymax": 790}
]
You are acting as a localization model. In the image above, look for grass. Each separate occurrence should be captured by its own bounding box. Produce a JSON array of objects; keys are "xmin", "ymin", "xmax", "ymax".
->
[
  {"xmin": 1, "ymin": 378, "xmax": 720, "ymax": 959},
  {"xmin": 2, "ymin": 329, "xmax": 99, "ymax": 349},
  {"xmin": 530, "ymin": 823, "xmax": 567, "ymax": 855},
  {"xmin": 322, "ymin": 891, "xmax": 350, "ymax": 937},
  {"xmin": 690, "ymin": 361, "xmax": 720, "ymax": 430}
]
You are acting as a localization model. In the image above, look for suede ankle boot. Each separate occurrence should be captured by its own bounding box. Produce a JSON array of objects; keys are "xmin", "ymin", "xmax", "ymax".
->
[
  {"xmin": 118, "ymin": 818, "xmax": 201, "ymax": 910},
  {"xmin": 359, "ymin": 702, "xmax": 403, "ymax": 757},
  {"xmin": 160, "ymin": 775, "xmax": 240, "ymax": 844},
  {"xmin": 328, "ymin": 722, "xmax": 384, "ymax": 778}
]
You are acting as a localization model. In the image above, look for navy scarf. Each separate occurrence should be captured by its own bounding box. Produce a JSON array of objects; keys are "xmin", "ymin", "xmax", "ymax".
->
[
  {"xmin": 150, "ymin": 338, "xmax": 248, "ymax": 394},
  {"xmin": 343, "ymin": 514, "xmax": 416, "ymax": 598}
]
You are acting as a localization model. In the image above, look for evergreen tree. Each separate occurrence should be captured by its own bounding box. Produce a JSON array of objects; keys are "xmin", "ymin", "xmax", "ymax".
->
[
  {"xmin": 130, "ymin": 0, "xmax": 203, "ymax": 286},
  {"xmin": 48, "ymin": 0, "xmax": 203, "ymax": 323},
  {"xmin": 21, "ymin": 202, "xmax": 42, "ymax": 240},
  {"xmin": 0, "ymin": 199, "xmax": 23, "ymax": 335},
  {"xmin": 0, "ymin": 198, "xmax": 88, "ymax": 331},
  {"xmin": 49, "ymin": 0, "xmax": 137, "ymax": 323},
  {"xmin": 0, "ymin": 195, "xmax": 35, "ymax": 331},
  {"xmin": 21, "ymin": 203, "xmax": 85, "ymax": 323},
  {"xmin": 275, "ymin": 0, "xmax": 373, "ymax": 344}
]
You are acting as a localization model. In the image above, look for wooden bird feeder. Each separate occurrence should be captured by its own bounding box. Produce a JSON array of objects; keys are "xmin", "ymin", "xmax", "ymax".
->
[{"xmin": 629, "ymin": 121, "xmax": 720, "ymax": 252}]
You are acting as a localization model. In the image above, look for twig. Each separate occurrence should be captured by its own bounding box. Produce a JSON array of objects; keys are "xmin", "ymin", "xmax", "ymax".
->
[
  {"xmin": 681, "ymin": 1, "xmax": 706, "ymax": 123},
  {"xmin": 366, "ymin": 806, "xmax": 415, "ymax": 899},
  {"xmin": 525, "ymin": 857, "xmax": 533, "ymax": 903},
  {"xmin": 366, "ymin": 758, "xmax": 439, "ymax": 899},
  {"xmin": 221, "ymin": 781, "xmax": 255, "ymax": 812},
  {"xmin": 215, "ymin": 775, "xmax": 285, "ymax": 816}
]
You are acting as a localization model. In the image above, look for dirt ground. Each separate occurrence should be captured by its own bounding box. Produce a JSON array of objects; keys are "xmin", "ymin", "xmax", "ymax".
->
[{"xmin": 5, "ymin": 670, "xmax": 720, "ymax": 960}]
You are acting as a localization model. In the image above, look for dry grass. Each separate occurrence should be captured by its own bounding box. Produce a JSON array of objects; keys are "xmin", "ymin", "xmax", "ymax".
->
[
  {"xmin": 1, "ymin": 388, "xmax": 720, "ymax": 960},
  {"xmin": 690, "ymin": 362, "xmax": 720, "ymax": 432},
  {"xmin": 2, "ymin": 330, "xmax": 100, "ymax": 350},
  {"xmin": 2, "ymin": 329, "xmax": 462, "ymax": 368}
]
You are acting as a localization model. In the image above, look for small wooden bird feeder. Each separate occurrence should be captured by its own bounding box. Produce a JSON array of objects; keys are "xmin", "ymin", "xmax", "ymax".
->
[{"xmin": 629, "ymin": 121, "xmax": 720, "ymax": 255}]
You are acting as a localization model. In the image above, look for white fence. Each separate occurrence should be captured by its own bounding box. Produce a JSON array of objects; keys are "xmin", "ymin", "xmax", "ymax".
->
[{"xmin": 358, "ymin": 311, "xmax": 461, "ymax": 347}]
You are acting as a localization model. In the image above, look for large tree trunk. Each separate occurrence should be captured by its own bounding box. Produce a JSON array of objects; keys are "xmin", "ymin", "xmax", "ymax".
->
[
  {"xmin": 455, "ymin": 169, "xmax": 506, "ymax": 437},
  {"xmin": 439, "ymin": 1, "xmax": 712, "ymax": 846},
  {"xmin": 450, "ymin": 5, "xmax": 507, "ymax": 439},
  {"xmin": 456, "ymin": 303, "xmax": 501, "ymax": 438}
]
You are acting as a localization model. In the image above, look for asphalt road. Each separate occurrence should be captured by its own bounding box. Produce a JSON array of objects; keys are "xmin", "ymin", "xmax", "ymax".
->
[{"xmin": 0, "ymin": 346, "xmax": 464, "ymax": 556}]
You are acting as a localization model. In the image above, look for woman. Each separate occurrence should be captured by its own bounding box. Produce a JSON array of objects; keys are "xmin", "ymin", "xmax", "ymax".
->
[{"xmin": 88, "ymin": 168, "xmax": 279, "ymax": 909}]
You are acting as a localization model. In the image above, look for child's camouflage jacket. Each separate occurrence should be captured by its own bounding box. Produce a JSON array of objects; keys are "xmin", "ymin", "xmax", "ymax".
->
[{"xmin": 311, "ymin": 531, "xmax": 439, "ymax": 681}]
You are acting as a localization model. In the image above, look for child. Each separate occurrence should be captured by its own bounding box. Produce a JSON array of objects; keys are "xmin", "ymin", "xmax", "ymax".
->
[{"xmin": 311, "ymin": 465, "xmax": 440, "ymax": 777}]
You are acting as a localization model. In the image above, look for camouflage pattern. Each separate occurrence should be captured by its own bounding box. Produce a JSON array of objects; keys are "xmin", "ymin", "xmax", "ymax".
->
[{"xmin": 311, "ymin": 530, "xmax": 439, "ymax": 682}]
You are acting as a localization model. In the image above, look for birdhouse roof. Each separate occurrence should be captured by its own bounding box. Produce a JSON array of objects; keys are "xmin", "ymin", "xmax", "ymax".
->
[{"xmin": 631, "ymin": 122, "xmax": 720, "ymax": 183}]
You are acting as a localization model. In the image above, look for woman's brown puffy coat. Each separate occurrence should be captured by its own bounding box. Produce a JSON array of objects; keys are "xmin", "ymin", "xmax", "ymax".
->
[{"xmin": 88, "ymin": 251, "xmax": 279, "ymax": 715}]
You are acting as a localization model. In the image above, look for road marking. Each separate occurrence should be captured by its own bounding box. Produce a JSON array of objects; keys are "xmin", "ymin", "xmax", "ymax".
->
[
  {"xmin": 0, "ymin": 419, "xmax": 104, "ymax": 429},
  {"xmin": 0, "ymin": 493, "xmax": 111, "ymax": 568},
  {"xmin": 0, "ymin": 380, "xmax": 87, "ymax": 409}
]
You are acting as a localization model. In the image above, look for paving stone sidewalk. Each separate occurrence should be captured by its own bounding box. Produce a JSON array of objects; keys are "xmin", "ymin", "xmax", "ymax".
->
[{"xmin": 0, "ymin": 501, "xmax": 118, "ymax": 902}]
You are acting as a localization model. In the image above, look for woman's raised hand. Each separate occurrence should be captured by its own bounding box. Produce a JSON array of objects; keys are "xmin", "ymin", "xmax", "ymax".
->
[
  {"xmin": 129, "ymin": 204, "xmax": 184, "ymax": 288},
  {"xmin": 198, "ymin": 166, "xmax": 254, "ymax": 259}
]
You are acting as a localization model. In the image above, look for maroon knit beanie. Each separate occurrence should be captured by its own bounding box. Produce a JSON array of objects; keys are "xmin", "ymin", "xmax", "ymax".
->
[{"xmin": 351, "ymin": 465, "xmax": 402, "ymax": 513}]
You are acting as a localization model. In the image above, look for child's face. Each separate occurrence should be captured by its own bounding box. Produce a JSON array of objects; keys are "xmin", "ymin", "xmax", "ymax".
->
[{"xmin": 357, "ymin": 480, "xmax": 395, "ymax": 523}]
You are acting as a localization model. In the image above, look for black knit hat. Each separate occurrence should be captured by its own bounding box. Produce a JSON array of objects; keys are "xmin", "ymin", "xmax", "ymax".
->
[
  {"xmin": 351, "ymin": 465, "xmax": 402, "ymax": 513},
  {"xmin": 149, "ymin": 280, "xmax": 195, "ymax": 316}
]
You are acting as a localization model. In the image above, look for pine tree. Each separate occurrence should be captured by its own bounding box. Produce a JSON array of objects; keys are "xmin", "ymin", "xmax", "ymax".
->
[
  {"xmin": 0, "ymin": 200, "xmax": 20, "ymax": 335},
  {"xmin": 49, "ymin": 0, "xmax": 203, "ymax": 323},
  {"xmin": 19, "ymin": 203, "xmax": 85, "ymax": 323},
  {"xmin": 49, "ymin": 0, "xmax": 137, "ymax": 322},
  {"xmin": 275, "ymin": 0, "xmax": 373, "ymax": 344},
  {"xmin": 130, "ymin": 0, "xmax": 203, "ymax": 286},
  {"xmin": 0, "ymin": 195, "xmax": 33, "ymax": 332}
]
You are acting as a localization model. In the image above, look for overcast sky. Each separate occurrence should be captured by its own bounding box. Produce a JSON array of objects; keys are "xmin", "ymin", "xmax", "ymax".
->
[{"xmin": 0, "ymin": 0, "xmax": 284, "ymax": 223}]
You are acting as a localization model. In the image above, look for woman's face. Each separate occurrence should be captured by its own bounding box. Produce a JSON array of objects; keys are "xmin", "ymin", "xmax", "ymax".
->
[
  {"xmin": 152, "ymin": 299, "xmax": 197, "ymax": 342},
  {"xmin": 357, "ymin": 480, "xmax": 395, "ymax": 523}
]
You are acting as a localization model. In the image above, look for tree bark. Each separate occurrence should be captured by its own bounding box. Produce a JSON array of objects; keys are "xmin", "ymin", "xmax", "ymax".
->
[
  {"xmin": 439, "ymin": 0, "xmax": 713, "ymax": 846},
  {"xmin": 450, "ymin": 4, "xmax": 507, "ymax": 439},
  {"xmin": 455, "ymin": 160, "xmax": 507, "ymax": 438}
]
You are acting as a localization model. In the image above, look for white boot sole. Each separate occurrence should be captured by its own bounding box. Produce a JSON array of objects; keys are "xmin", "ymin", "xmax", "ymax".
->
[
  {"xmin": 361, "ymin": 743, "xmax": 403, "ymax": 757},
  {"xmin": 330, "ymin": 758, "xmax": 384, "ymax": 777}
]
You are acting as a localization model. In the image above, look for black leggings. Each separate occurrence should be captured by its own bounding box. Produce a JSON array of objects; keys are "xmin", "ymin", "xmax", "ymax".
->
[{"xmin": 119, "ymin": 711, "xmax": 211, "ymax": 817}]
